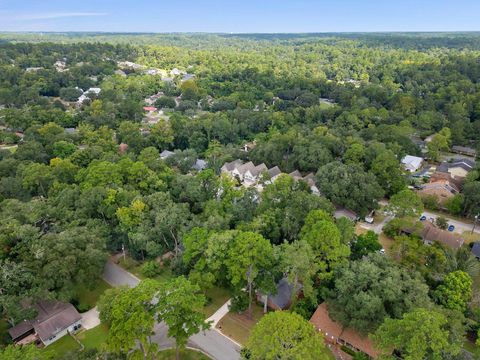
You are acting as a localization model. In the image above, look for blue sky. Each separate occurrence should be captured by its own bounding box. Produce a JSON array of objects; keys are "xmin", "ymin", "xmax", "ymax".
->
[{"xmin": 1, "ymin": 0, "xmax": 479, "ymax": 33}]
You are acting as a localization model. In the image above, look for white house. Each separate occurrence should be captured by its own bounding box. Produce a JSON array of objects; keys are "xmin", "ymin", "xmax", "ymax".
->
[{"xmin": 402, "ymin": 155, "xmax": 424, "ymax": 173}]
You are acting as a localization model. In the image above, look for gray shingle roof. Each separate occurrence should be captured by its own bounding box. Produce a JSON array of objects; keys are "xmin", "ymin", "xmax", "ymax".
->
[{"xmin": 268, "ymin": 166, "xmax": 282, "ymax": 178}]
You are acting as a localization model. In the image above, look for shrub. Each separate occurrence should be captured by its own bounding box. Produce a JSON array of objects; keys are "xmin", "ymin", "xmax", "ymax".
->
[
  {"xmin": 422, "ymin": 195, "xmax": 439, "ymax": 210},
  {"xmin": 140, "ymin": 260, "xmax": 162, "ymax": 278}
]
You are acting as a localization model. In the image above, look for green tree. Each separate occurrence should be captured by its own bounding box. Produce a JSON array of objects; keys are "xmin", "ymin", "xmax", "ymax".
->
[
  {"xmin": 0, "ymin": 344, "xmax": 54, "ymax": 360},
  {"xmin": 351, "ymin": 230, "xmax": 382, "ymax": 260},
  {"xmin": 316, "ymin": 162, "xmax": 383, "ymax": 217},
  {"xmin": 372, "ymin": 308, "xmax": 462, "ymax": 360},
  {"xmin": 435, "ymin": 216, "xmax": 448, "ymax": 230},
  {"xmin": 435, "ymin": 270, "xmax": 472, "ymax": 312},
  {"xmin": 370, "ymin": 150, "xmax": 406, "ymax": 196},
  {"xmin": 279, "ymin": 240, "xmax": 318, "ymax": 306},
  {"xmin": 328, "ymin": 254, "xmax": 431, "ymax": 333},
  {"xmin": 226, "ymin": 231, "xmax": 273, "ymax": 318},
  {"xmin": 387, "ymin": 189, "xmax": 424, "ymax": 218},
  {"xmin": 427, "ymin": 128, "xmax": 451, "ymax": 161},
  {"xmin": 103, "ymin": 280, "xmax": 158, "ymax": 359},
  {"xmin": 52, "ymin": 140, "xmax": 77, "ymax": 159},
  {"xmin": 300, "ymin": 210, "xmax": 350, "ymax": 279},
  {"xmin": 463, "ymin": 181, "xmax": 480, "ymax": 219},
  {"xmin": 243, "ymin": 311, "xmax": 330, "ymax": 360},
  {"xmin": 155, "ymin": 276, "xmax": 210, "ymax": 360}
]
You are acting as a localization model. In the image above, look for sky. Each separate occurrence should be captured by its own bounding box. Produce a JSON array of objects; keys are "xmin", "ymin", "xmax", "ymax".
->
[{"xmin": 1, "ymin": 0, "xmax": 480, "ymax": 33}]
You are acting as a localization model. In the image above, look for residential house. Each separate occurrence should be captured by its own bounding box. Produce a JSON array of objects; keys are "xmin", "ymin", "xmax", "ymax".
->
[
  {"xmin": 418, "ymin": 174, "xmax": 460, "ymax": 205},
  {"xmin": 160, "ymin": 150, "xmax": 175, "ymax": 160},
  {"xmin": 334, "ymin": 208, "xmax": 359, "ymax": 222},
  {"xmin": 117, "ymin": 61, "xmax": 144, "ymax": 70},
  {"xmin": 170, "ymin": 68, "xmax": 185, "ymax": 76},
  {"xmin": 310, "ymin": 303, "xmax": 382, "ymax": 359},
  {"xmin": 266, "ymin": 166, "xmax": 282, "ymax": 183},
  {"xmin": 192, "ymin": 159, "xmax": 207, "ymax": 171},
  {"xmin": 8, "ymin": 300, "xmax": 82, "ymax": 347},
  {"xmin": 181, "ymin": 74, "xmax": 195, "ymax": 82},
  {"xmin": 401, "ymin": 155, "xmax": 424, "ymax": 173},
  {"xmin": 54, "ymin": 60, "xmax": 67, "ymax": 72},
  {"xmin": 436, "ymin": 159, "xmax": 476, "ymax": 179},
  {"xmin": 114, "ymin": 69, "xmax": 127, "ymax": 77},
  {"xmin": 257, "ymin": 278, "xmax": 301, "ymax": 311},
  {"xmin": 471, "ymin": 242, "xmax": 480, "ymax": 260},
  {"xmin": 245, "ymin": 163, "xmax": 268, "ymax": 185},
  {"xmin": 221, "ymin": 159, "xmax": 244, "ymax": 175},
  {"xmin": 421, "ymin": 222, "xmax": 464, "ymax": 250},
  {"xmin": 143, "ymin": 106, "xmax": 158, "ymax": 113},
  {"xmin": 452, "ymin": 145, "xmax": 477, "ymax": 158},
  {"xmin": 303, "ymin": 173, "xmax": 321, "ymax": 195}
]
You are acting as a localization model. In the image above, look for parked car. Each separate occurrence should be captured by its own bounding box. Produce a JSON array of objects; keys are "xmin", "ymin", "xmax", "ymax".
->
[
  {"xmin": 448, "ymin": 225, "xmax": 455, "ymax": 232},
  {"xmin": 420, "ymin": 215, "xmax": 427, "ymax": 221}
]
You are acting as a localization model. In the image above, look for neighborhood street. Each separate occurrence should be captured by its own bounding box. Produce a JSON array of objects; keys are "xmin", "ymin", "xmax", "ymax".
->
[{"xmin": 102, "ymin": 261, "xmax": 241, "ymax": 360}]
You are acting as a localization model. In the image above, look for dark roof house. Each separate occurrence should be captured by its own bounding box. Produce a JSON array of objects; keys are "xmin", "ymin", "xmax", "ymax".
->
[
  {"xmin": 471, "ymin": 242, "xmax": 480, "ymax": 260},
  {"xmin": 8, "ymin": 300, "xmax": 82, "ymax": 346}
]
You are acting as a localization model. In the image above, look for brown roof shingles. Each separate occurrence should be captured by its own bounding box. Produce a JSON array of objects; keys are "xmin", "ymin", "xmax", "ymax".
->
[{"xmin": 310, "ymin": 303, "xmax": 381, "ymax": 359}]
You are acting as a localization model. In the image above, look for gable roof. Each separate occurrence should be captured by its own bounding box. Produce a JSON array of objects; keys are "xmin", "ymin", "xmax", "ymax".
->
[
  {"xmin": 251, "ymin": 163, "xmax": 268, "ymax": 177},
  {"xmin": 437, "ymin": 159, "xmax": 475, "ymax": 174},
  {"xmin": 268, "ymin": 166, "xmax": 282, "ymax": 178},
  {"xmin": 402, "ymin": 155, "xmax": 423, "ymax": 171},
  {"xmin": 160, "ymin": 150, "xmax": 174, "ymax": 159},
  {"xmin": 420, "ymin": 180, "xmax": 459, "ymax": 194},
  {"xmin": 222, "ymin": 159, "xmax": 244, "ymax": 172},
  {"xmin": 422, "ymin": 222, "xmax": 464, "ymax": 250},
  {"xmin": 289, "ymin": 170, "xmax": 303, "ymax": 180},
  {"xmin": 452, "ymin": 145, "xmax": 477, "ymax": 156},
  {"xmin": 269, "ymin": 278, "xmax": 299, "ymax": 309},
  {"xmin": 472, "ymin": 242, "xmax": 480, "ymax": 258},
  {"xmin": 8, "ymin": 301, "xmax": 81, "ymax": 342},
  {"xmin": 310, "ymin": 303, "xmax": 381, "ymax": 358}
]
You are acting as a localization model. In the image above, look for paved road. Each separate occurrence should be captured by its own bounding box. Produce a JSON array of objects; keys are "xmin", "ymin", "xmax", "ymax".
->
[
  {"xmin": 102, "ymin": 260, "xmax": 241, "ymax": 360},
  {"xmin": 377, "ymin": 200, "xmax": 479, "ymax": 235},
  {"xmin": 421, "ymin": 211, "xmax": 479, "ymax": 234},
  {"xmin": 102, "ymin": 261, "xmax": 140, "ymax": 287}
]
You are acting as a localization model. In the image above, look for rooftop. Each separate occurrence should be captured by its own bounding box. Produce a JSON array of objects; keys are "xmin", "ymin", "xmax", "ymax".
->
[{"xmin": 310, "ymin": 303, "xmax": 380, "ymax": 358}]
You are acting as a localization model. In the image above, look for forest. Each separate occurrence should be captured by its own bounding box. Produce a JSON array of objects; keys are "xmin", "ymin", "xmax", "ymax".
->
[{"xmin": 1, "ymin": 32, "xmax": 480, "ymax": 360}]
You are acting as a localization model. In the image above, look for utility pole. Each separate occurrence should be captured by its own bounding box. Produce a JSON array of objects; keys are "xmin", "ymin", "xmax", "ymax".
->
[{"xmin": 472, "ymin": 214, "xmax": 479, "ymax": 234}]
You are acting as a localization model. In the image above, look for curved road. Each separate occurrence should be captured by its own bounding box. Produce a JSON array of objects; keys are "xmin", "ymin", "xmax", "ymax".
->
[{"xmin": 102, "ymin": 261, "xmax": 241, "ymax": 360}]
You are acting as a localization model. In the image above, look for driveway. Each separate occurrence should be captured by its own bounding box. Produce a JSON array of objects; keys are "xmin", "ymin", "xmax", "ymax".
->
[
  {"xmin": 81, "ymin": 307, "xmax": 100, "ymax": 330},
  {"xmin": 102, "ymin": 260, "xmax": 241, "ymax": 360}
]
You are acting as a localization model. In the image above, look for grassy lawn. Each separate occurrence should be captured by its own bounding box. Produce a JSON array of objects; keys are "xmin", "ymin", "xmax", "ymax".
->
[
  {"xmin": 462, "ymin": 231, "xmax": 480, "ymax": 245},
  {"xmin": 74, "ymin": 279, "xmax": 111, "ymax": 312},
  {"xmin": 77, "ymin": 323, "xmax": 109, "ymax": 350},
  {"xmin": 157, "ymin": 348, "xmax": 211, "ymax": 359},
  {"xmin": 379, "ymin": 233, "xmax": 395, "ymax": 252},
  {"xmin": 216, "ymin": 303, "xmax": 265, "ymax": 345},
  {"xmin": 202, "ymin": 287, "xmax": 231, "ymax": 317},
  {"xmin": 44, "ymin": 334, "xmax": 80, "ymax": 357}
]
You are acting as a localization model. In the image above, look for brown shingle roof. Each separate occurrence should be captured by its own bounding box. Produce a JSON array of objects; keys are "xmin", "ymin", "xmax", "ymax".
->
[
  {"xmin": 8, "ymin": 320, "xmax": 34, "ymax": 340},
  {"xmin": 310, "ymin": 303, "xmax": 381, "ymax": 358},
  {"xmin": 422, "ymin": 222, "xmax": 464, "ymax": 250},
  {"xmin": 9, "ymin": 301, "xmax": 81, "ymax": 343}
]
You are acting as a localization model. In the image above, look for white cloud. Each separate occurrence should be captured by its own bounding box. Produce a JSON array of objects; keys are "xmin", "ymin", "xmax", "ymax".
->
[{"xmin": 15, "ymin": 12, "xmax": 108, "ymax": 21}]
